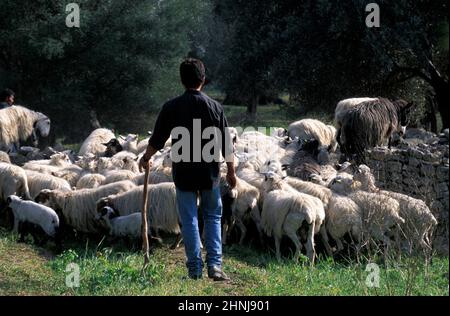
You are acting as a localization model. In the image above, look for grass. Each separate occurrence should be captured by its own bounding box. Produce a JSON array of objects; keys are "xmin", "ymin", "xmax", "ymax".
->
[{"xmin": 0, "ymin": 228, "xmax": 448, "ymax": 296}]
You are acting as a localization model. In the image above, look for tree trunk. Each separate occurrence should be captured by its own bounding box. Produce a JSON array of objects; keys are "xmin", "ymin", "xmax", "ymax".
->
[
  {"xmin": 428, "ymin": 61, "xmax": 449, "ymax": 130},
  {"xmin": 246, "ymin": 94, "xmax": 258, "ymax": 119},
  {"xmin": 89, "ymin": 109, "xmax": 102, "ymax": 129}
]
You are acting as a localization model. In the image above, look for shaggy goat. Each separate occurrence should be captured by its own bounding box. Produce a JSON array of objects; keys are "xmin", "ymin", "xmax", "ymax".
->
[
  {"xmin": 0, "ymin": 105, "xmax": 51, "ymax": 151},
  {"xmin": 336, "ymin": 97, "xmax": 414, "ymax": 162}
]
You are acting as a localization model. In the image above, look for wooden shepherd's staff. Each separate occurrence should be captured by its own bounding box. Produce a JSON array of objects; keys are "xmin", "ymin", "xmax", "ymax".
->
[{"xmin": 141, "ymin": 161, "xmax": 150, "ymax": 270}]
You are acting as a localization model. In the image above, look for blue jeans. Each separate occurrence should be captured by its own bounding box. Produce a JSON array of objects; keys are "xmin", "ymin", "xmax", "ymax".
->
[{"xmin": 176, "ymin": 185, "xmax": 223, "ymax": 276}]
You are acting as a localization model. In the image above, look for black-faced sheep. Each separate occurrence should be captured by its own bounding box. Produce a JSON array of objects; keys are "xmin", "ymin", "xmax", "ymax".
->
[
  {"xmin": 78, "ymin": 128, "xmax": 116, "ymax": 157},
  {"xmin": 287, "ymin": 119, "xmax": 338, "ymax": 152}
]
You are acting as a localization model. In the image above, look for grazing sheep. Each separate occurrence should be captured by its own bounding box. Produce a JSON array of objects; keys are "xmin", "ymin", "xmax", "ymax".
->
[
  {"xmin": 329, "ymin": 175, "xmax": 405, "ymax": 251},
  {"xmin": 336, "ymin": 97, "xmax": 414, "ymax": 162},
  {"xmin": 78, "ymin": 128, "xmax": 115, "ymax": 157},
  {"xmin": 76, "ymin": 173, "xmax": 106, "ymax": 189},
  {"xmin": 6, "ymin": 195, "xmax": 60, "ymax": 247},
  {"xmin": 354, "ymin": 164, "xmax": 438, "ymax": 253},
  {"xmin": 287, "ymin": 119, "xmax": 338, "ymax": 152},
  {"xmin": 35, "ymin": 180, "xmax": 136, "ymax": 233},
  {"xmin": 220, "ymin": 176, "xmax": 261, "ymax": 245},
  {"xmin": 96, "ymin": 183, "xmax": 180, "ymax": 247},
  {"xmin": 0, "ymin": 105, "xmax": 51, "ymax": 151},
  {"xmin": 261, "ymin": 173, "xmax": 325, "ymax": 264},
  {"xmin": 0, "ymin": 151, "xmax": 11, "ymax": 163},
  {"xmin": 0, "ymin": 162, "xmax": 32, "ymax": 201},
  {"xmin": 25, "ymin": 170, "xmax": 72, "ymax": 199}
]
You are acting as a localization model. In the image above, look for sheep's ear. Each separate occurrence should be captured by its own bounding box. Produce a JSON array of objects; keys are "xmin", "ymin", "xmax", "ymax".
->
[
  {"xmin": 6, "ymin": 196, "xmax": 12, "ymax": 205},
  {"xmin": 281, "ymin": 164, "xmax": 289, "ymax": 171}
]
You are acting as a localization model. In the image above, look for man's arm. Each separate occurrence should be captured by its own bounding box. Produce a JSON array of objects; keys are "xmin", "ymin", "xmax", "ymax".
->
[{"xmin": 138, "ymin": 144, "xmax": 158, "ymax": 172}]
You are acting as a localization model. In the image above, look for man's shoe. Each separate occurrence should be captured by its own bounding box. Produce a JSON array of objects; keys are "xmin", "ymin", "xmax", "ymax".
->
[
  {"xmin": 207, "ymin": 266, "xmax": 230, "ymax": 282},
  {"xmin": 184, "ymin": 273, "xmax": 202, "ymax": 280}
]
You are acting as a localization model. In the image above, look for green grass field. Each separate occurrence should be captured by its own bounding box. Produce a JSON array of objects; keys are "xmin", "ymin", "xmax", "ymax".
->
[{"xmin": 0, "ymin": 228, "xmax": 448, "ymax": 296}]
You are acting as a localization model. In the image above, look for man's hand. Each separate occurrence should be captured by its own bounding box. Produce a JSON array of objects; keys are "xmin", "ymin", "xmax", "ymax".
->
[
  {"xmin": 139, "ymin": 156, "xmax": 152, "ymax": 172},
  {"xmin": 226, "ymin": 171, "xmax": 237, "ymax": 189}
]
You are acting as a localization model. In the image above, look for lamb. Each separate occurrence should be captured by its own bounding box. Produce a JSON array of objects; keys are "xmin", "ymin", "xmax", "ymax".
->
[
  {"xmin": 261, "ymin": 172, "xmax": 325, "ymax": 264},
  {"xmin": 287, "ymin": 119, "xmax": 338, "ymax": 152},
  {"xmin": 78, "ymin": 128, "xmax": 116, "ymax": 157},
  {"xmin": 6, "ymin": 195, "xmax": 60, "ymax": 247},
  {"xmin": 76, "ymin": 173, "xmax": 106, "ymax": 189},
  {"xmin": 25, "ymin": 170, "xmax": 72, "ymax": 199},
  {"xmin": 0, "ymin": 105, "xmax": 51, "ymax": 151},
  {"xmin": 34, "ymin": 180, "xmax": 136, "ymax": 233},
  {"xmin": 329, "ymin": 174, "xmax": 405, "ymax": 251},
  {"xmin": 96, "ymin": 183, "xmax": 180, "ymax": 247},
  {"xmin": 95, "ymin": 207, "xmax": 150, "ymax": 242},
  {"xmin": 0, "ymin": 151, "xmax": 11, "ymax": 163},
  {"xmin": 336, "ymin": 97, "xmax": 414, "ymax": 162},
  {"xmin": 0, "ymin": 162, "xmax": 32, "ymax": 201},
  {"xmin": 220, "ymin": 175, "xmax": 262, "ymax": 245},
  {"xmin": 354, "ymin": 164, "xmax": 438, "ymax": 253}
]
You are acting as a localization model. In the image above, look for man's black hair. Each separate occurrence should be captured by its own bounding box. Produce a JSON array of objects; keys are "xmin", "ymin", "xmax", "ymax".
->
[
  {"xmin": 180, "ymin": 58, "xmax": 205, "ymax": 89},
  {"xmin": 1, "ymin": 88, "xmax": 14, "ymax": 101}
]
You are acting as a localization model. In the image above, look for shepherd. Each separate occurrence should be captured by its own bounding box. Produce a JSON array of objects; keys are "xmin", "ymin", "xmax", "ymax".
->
[{"xmin": 139, "ymin": 58, "xmax": 236, "ymax": 281}]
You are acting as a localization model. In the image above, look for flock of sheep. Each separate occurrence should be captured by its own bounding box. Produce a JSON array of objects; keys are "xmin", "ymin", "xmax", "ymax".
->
[{"xmin": 0, "ymin": 97, "xmax": 439, "ymax": 264}]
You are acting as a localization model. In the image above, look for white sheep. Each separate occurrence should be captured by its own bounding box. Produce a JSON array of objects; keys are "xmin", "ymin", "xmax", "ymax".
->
[
  {"xmin": 132, "ymin": 169, "xmax": 173, "ymax": 186},
  {"xmin": 0, "ymin": 162, "xmax": 32, "ymax": 201},
  {"xmin": 118, "ymin": 134, "xmax": 139, "ymax": 154},
  {"xmin": 136, "ymin": 137, "xmax": 150, "ymax": 154},
  {"xmin": 261, "ymin": 172, "xmax": 325, "ymax": 264},
  {"xmin": 78, "ymin": 128, "xmax": 115, "ymax": 157},
  {"xmin": 283, "ymin": 176, "xmax": 361, "ymax": 255},
  {"xmin": 6, "ymin": 195, "xmax": 60, "ymax": 246},
  {"xmin": 96, "ymin": 183, "xmax": 181, "ymax": 248},
  {"xmin": 103, "ymin": 170, "xmax": 137, "ymax": 185},
  {"xmin": 25, "ymin": 170, "xmax": 72, "ymax": 199},
  {"xmin": 95, "ymin": 207, "xmax": 148, "ymax": 241},
  {"xmin": 0, "ymin": 105, "xmax": 51, "ymax": 151},
  {"xmin": 0, "ymin": 150, "xmax": 11, "ymax": 164},
  {"xmin": 287, "ymin": 119, "xmax": 338, "ymax": 152},
  {"xmin": 35, "ymin": 180, "xmax": 136, "ymax": 233},
  {"xmin": 76, "ymin": 173, "xmax": 106, "ymax": 189},
  {"xmin": 329, "ymin": 174, "xmax": 405, "ymax": 251},
  {"xmin": 354, "ymin": 164, "xmax": 438, "ymax": 253}
]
